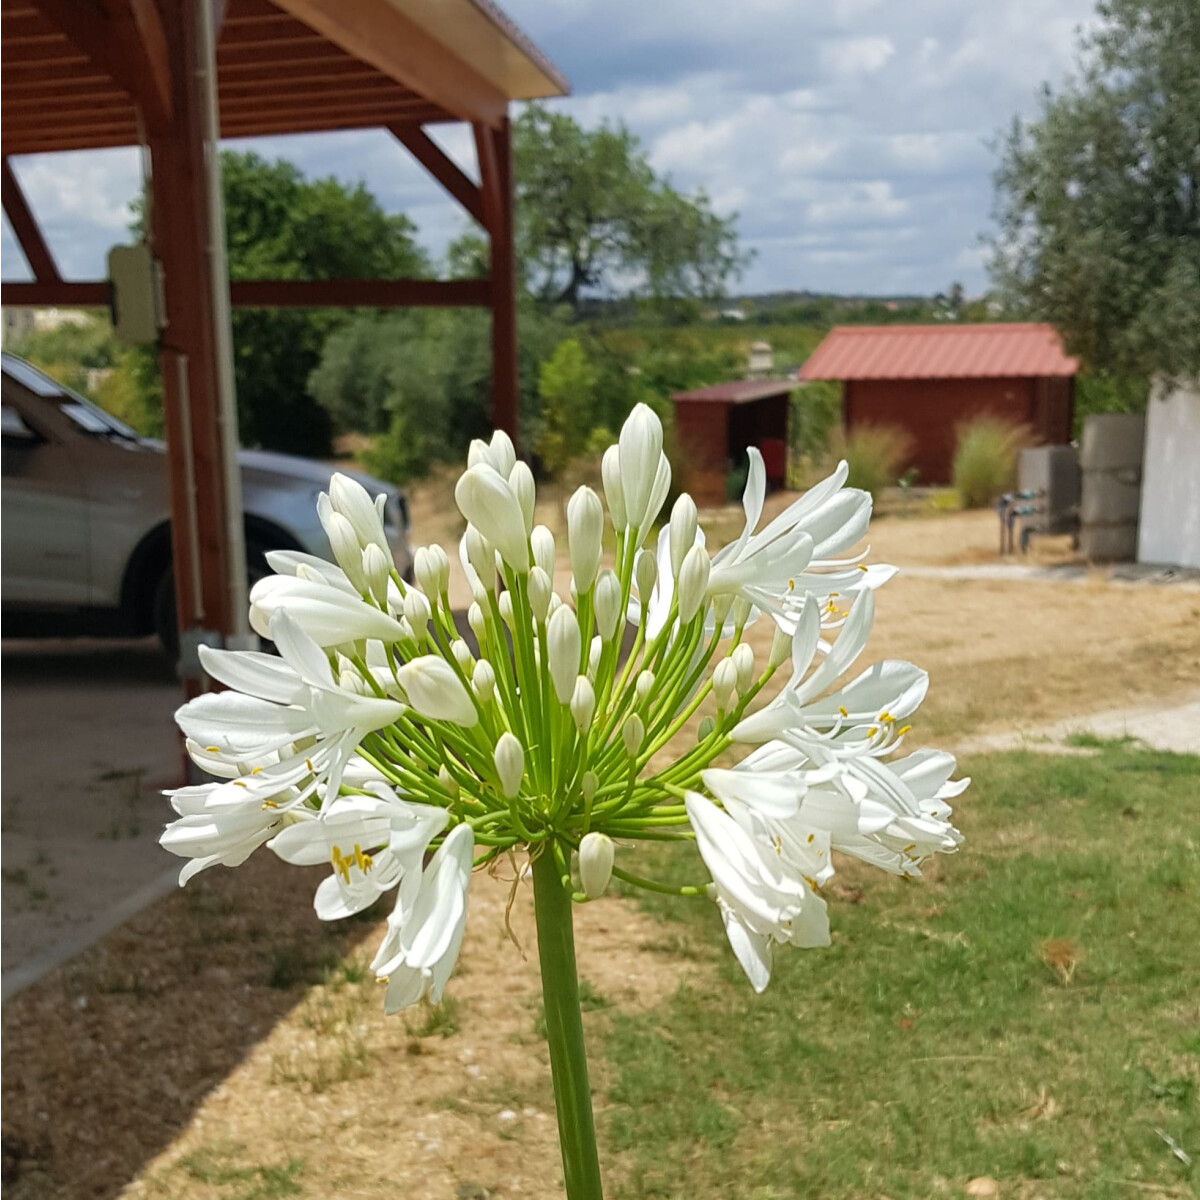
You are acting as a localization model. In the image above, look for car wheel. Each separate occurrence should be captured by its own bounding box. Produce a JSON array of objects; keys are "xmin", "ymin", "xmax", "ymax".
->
[{"xmin": 153, "ymin": 540, "xmax": 274, "ymax": 662}]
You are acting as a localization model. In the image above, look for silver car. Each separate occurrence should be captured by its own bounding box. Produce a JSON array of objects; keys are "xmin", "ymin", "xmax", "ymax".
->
[{"xmin": 1, "ymin": 352, "xmax": 413, "ymax": 655}]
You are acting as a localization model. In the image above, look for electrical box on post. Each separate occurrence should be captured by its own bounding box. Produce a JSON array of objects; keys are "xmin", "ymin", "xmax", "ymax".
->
[{"xmin": 107, "ymin": 243, "xmax": 165, "ymax": 346}]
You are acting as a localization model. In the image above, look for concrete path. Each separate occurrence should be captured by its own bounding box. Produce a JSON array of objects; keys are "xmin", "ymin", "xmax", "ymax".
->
[
  {"xmin": 954, "ymin": 692, "xmax": 1200, "ymax": 757},
  {"xmin": 901, "ymin": 562, "xmax": 1200, "ymax": 589},
  {"xmin": 1, "ymin": 637, "xmax": 185, "ymax": 997}
]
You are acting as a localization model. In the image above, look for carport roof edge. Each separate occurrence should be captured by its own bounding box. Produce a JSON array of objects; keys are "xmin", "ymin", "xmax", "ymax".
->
[{"xmin": 1, "ymin": 0, "xmax": 570, "ymax": 157}]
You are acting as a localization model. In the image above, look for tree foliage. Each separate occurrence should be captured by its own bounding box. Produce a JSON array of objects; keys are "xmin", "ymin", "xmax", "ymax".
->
[
  {"xmin": 989, "ymin": 0, "xmax": 1200, "ymax": 379},
  {"xmin": 220, "ymin": 152, "xmax": 428, "ymax": 455},
  {"xmin": 513, "ymin": 105, "xmax": 750, "ymax": 313}
]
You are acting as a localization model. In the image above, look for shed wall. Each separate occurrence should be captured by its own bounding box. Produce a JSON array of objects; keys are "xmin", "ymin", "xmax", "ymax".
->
[
  {"xmin": 674, "ymin": 399, "xmax": 729, "ymax": 507},
  {"xmin": 844, "ymin": 376, "xmax": 1070, "ymax": 484}
]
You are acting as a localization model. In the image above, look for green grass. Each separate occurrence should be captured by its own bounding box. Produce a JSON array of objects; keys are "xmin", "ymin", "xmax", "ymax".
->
[
  {"xmin": 596, "ymin": 743, "xmax": 1199, "ymax": 1199},
  {"xmin": 178, "ymin": 1142, "xmax": 303, "ymax": 1199}
]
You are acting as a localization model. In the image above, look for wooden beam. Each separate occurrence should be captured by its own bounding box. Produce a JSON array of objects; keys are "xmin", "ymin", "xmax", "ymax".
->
[
  {"xmin": 1, "ymin": 158, "xmax": 61, "ymax": 284},
  {"xmin": 34, "ymin": 0, "xmax": 172, "ymax": 130},
  {"xmin": 230, "ymin": 278, "xmax": 490, "ymax": 308},
  {"xmin": 0, "ymin": 281, "xmax": 108, "ymax": 306},
  {"xmin": 274, "ymin": 0, "xmax": 508, "ymax": 126},
  {"xmin": 391, "ymin": 125, "xmax": 485, "ymax": 227},
  {"xmin": 474, "ymin": 115, "xmax": 518, "ymax": 439}
]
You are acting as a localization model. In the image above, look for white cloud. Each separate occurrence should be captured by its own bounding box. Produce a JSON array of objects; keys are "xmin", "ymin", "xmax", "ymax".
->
[
  {"xmin": 0, "ymin": 0, "xmax": 1100, "ymax": 296},
  {"xmin": 819, "ymin": 35, "xmax": 895, "ymax": 77}
]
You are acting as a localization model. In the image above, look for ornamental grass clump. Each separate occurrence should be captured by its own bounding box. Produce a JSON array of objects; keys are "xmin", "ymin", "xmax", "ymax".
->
[
  {"xmin": 952, "ymin": 415, "xmax": 1029, "ymax": 508},
  {"xmin": 160, "ymin": 403, "xmax": 966, "ymax": 1198}
]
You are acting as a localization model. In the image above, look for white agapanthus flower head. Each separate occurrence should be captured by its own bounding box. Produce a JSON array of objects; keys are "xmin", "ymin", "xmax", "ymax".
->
[{"xmin": 160, "ymin": 406, "xmax": 965, "ymax": 1006}]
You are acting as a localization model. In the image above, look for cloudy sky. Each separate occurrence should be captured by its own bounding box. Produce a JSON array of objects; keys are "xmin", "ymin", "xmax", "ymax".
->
[{"xmin": 1, "ymin": 0, "xmax": 1098, "ymax": 296}]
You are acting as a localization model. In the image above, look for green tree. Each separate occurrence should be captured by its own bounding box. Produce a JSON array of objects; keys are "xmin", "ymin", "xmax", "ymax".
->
[
  {"xmin": 533, "ymin": 337, "xmax": 600, "ymax": 475},
  {"xmin": 989, "ymin": 0, "xmax": 1200, "ymax": 380},
  {"xmin": 513, "ymin": 105, "xmax": 749, "ymax": 313},
  {"xmin": 219, "ymin": 152, "xmax": 428, "ymax": 456}
]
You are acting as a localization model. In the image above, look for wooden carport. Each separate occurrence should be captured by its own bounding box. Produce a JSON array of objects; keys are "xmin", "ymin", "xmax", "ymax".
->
[{"xmin": 1, "ymin": 0, "xmax": 567, "ymax": 676}]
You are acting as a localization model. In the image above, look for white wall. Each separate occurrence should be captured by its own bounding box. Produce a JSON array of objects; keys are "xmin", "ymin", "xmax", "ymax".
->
[{"xmin": 1137, "ymin": 381, "xmax": 1200, "ymax": 569}]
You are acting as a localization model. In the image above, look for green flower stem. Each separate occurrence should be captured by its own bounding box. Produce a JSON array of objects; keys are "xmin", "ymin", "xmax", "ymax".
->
[
  {"xmin": 531, "ymin": 848, "xmax": 605, "ymax": 1200},
  {"xmin": 609, "ymin": 863, "xmax": 708, "ymax": 896}
]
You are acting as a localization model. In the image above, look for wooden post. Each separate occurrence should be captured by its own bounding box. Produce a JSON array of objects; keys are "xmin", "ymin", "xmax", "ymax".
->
[
  {"xmin": 148, "ymin": 0, "xmax": 237, "ymax": 673},
  {"xmin": 476, "ymin": 114, "xmax": 519, "ymax": 442}
]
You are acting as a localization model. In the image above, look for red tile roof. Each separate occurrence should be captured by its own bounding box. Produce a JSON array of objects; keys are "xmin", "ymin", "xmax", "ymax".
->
[
  {"xmin": 800, "ymin": 323, "xmax": 1078, "ymax": 381},
  {"xmin": 672, "ymin": 379, "xmax": 794, "ymax": 404}
]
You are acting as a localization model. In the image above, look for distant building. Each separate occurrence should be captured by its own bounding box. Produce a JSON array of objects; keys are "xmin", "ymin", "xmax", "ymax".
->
[
  {"xmin": 747, "ymin": 340, "xmax": 773, "ymax": 377},
  {"xmin": 800, "ymin": 323, "xmax": 1078, "ymax": 484},
  {"xmin": 671, "ymin": 379, "xmax": 793, "ymax": 507}
]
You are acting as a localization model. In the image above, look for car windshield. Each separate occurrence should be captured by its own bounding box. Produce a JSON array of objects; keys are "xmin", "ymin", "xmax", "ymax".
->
[{"xmin": 1, "ymin": 352, "xmax": 141, "ymax": 441}]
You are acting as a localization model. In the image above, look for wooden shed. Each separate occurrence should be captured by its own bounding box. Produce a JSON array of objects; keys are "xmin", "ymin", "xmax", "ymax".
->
[
  {"xmin": 671, "ymin": 379, "xmax": 792, "ymax": 507},
  {"xmin": 800, "ymin": 323, "xmax": 1078, "ymax": 484}
]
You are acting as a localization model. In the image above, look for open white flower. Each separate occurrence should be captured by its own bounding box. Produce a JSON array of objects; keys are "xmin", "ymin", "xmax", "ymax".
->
[
  {"xmin": 268, "ymin": 788, "xmax": 448, "ymax": 918},
  {"xmin": 371, "ymin": 823, "xmax": 474, "ymax": 1013},
  {"xmin": 685, "ymin": 791, "xmax": 829, "ymax": 993}
]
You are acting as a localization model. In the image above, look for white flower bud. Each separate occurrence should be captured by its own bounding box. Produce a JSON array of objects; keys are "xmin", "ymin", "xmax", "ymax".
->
[
  {"xmin": 362, "ymin": 543, "xmax": 392, "ymax": 606},
  {"xmin": 339, "ymin": 666, "xmax": 368, "ymax": 694},
  {"xmin": 398, "ymin": 616, "xmax": 415, "ymax": 642},
  {"xmin": 579, "ymin": 832, "xmax": 614, "ymax": 900},
  {"xmin": 677, "ymin": 544, "xmax": 711, "ymax": 623},
  {"xmin": 547, "ymin": 605, "xmax": 581, "ymax": 703},
  {"xmin": 548, "ymin": 592, "xmax": 564, "ymax": 618},
  {"xmin": 588, "ymin": 634, "xmax": 603, "ymax": 678},
  {"xmin": 733, "ymin": 643, "xmax": 755, "ymax": 693},
  {"xmin": 712, "ymin": 658, "xmax": 738, "ymax": 710},
  {"xmin": 456, "ymin": 464, "xmax": 530, "ymax": 572},
  {"xmin": 494, "ymin": 732, "xmax": 525, "ymax": 798},
  {"xmin": 636, "ymin": 669, "xmax": 655, "ymax": 704},
  {"xmin": 498, "ymin": 591, "xmax": 514, "ymax": 627},
  {"xmin": 472, "ymin": 659, "xmax": 496, "ymax": 702},
  {"xmin": 769, "ymin": 623, "xmax": 793, "ymax": 668},
  {"xmin": 570, "ymin": 675, "xmax": 596, "ymax": 733},
  {"xmin": 635, "ymin": 547, "xmax": 657, "ymax": 604},
  {"xmin": 325, "ymin": 511, "xmax": 368, "ymax": 591},
  {"xmin": 581, "ymin": 771, "xmax": 598, "ymax": 803},
  {"xmin": 465, "ymin": 525, "xmax": 494, "ymax": 588},
  {"xmin": 468, "ymin": 601, "xmax": 486, "ymax": 641},
  {"xmin": 467, "ymin": 438, "xmax": 490, "ymax": 469},
  {"xmin": 531, "ymin": 524, "xmax": 556, "ymax": 577},
  {"xmin": 622, "ymin": 713, "xmax": 645, "ymax": 757},
  {"xmin": 329, "ymin": 473, "xmax": 389, "ymax": 557},
  {"xmin": 509, "ymin": 460, "xmax": 536, "ymax": 534},
  {"xmin": 413, "ymin": 546, "xmax": 438, "ymax": 599},
  {"xmin": 438, "ymin": 764, "xmax": 459, "ymax": 799},
  {"xmin": 601, "ymin": 444, "xmax": 627, "ymax": 530},
  {"xmin": 471, "ymin": 580, "xmax": 489, "ymax": 608},
  {"xmin": 731, "ymin": 596, "xmax": 753, "ymax": 629},
  {"xmin": 618, "ymin": 403, "xmax": 663, "ymax": 533},
  {"xmin": 669, "ymin": 494, "xmax": 698, "ymax": 578},
  {"xmin": 528, "ymin": 566, "xmax": 553, "ymax": 622},
  {"xmin": 489, "ymin": 429, "xmax": 517, "ymax": 477},
  {"xmin": 712, "ymin": 593, "xmax": 733, "ymax": 634},
  {"xmin": 594, "ymin": 569, "xmax": 621, "ymax": 642},
  {"xmin": 430, "ymin": 544, "xmax": 450, "ymax": 595},
  {"xmin": 567, "ymin": 486, "xmax": 604, "ymax": 593},
  {"xmin": 451, "ymin": 639, "xmax": 473, "ymax": 671},
  {"xmin": 396, "ymin": 656, "xmax": 478, "ymax": 725},
  {"xmin": 403, "ymin": 587, "xmax": 431, "ymax": 640},
  {"xmin": 698, "ymin": 714, "xmax": 716, "ymax": 741}
]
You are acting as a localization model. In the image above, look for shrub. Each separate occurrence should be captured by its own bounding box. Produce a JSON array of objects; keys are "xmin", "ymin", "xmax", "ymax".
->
[
  {"xmin": 952, "ymin": 416, "xmax": 1029, "ymax": 509},
  {"xmin": 828, "ymin": 424, "xmax": 914, "ymax": 500}
]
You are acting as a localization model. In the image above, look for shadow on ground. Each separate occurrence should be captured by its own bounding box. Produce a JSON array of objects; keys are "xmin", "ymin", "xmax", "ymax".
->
[{"xmin": 1, "ymin": 853, "xmax": 384, "ymax": 1199}]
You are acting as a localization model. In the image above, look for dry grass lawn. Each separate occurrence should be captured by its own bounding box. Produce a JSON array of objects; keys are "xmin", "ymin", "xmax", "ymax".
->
[{"xmin": 3, "ymin": 486, "xmax": 1199, "ymax": 1199}]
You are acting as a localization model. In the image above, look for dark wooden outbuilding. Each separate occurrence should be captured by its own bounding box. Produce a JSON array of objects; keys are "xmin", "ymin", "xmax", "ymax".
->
[
  {"xmin": 671, "ymin": 379, "xmax": 792, "ymax": 507},
  {"xmin": 800, "ymin": 323, "xmax": 1078, "ymax": 484}
]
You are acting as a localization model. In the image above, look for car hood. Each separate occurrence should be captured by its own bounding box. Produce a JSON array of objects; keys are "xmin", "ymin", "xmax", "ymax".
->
[{"xmin": 139, "ymin": 440, "xmax": 392, "ymax": 495}]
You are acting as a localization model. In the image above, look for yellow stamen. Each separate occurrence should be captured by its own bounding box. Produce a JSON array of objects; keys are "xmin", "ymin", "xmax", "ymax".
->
[
  {"xmin": 858, "ymin": 563, "xmax": 869, "ymax": 572},
  {"xmin": 353, "ymin": 843, "xmax": 372, "ymax": 872},
  {"xmin": 898, "ymin": 725, "xmax": 912, "ymax": 736},
  {"xmin": 261, "ymin": 799, "xmax": 278, "ymax": 810},
  {"xmin": 305, "ymin": 758, "xmax": 314, "ymax": 772},
  {"xmin": 331, "ymin": 845, "xmax": 351, "ymax": 883},
  {"xmin": 205, "ymin": 745, "xmax": 220, "ymax": 753},
  {"xmin": 251, "ymin": 766, "xmax": 264, "ymax": 775},
  {"xmin": 867, "ymin": 726, "xmax": 878, "ymax": 737},
  {"xmin": 838, "ymin": 706, "xmax": 848, "ymax": 718},
  {"xmin": 233, "ymin": 780, "xmax": 247, "ymax": 789},
  {"xmin": 806, "ymin": 833, "xmax": 814, "ymax": 844}
]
